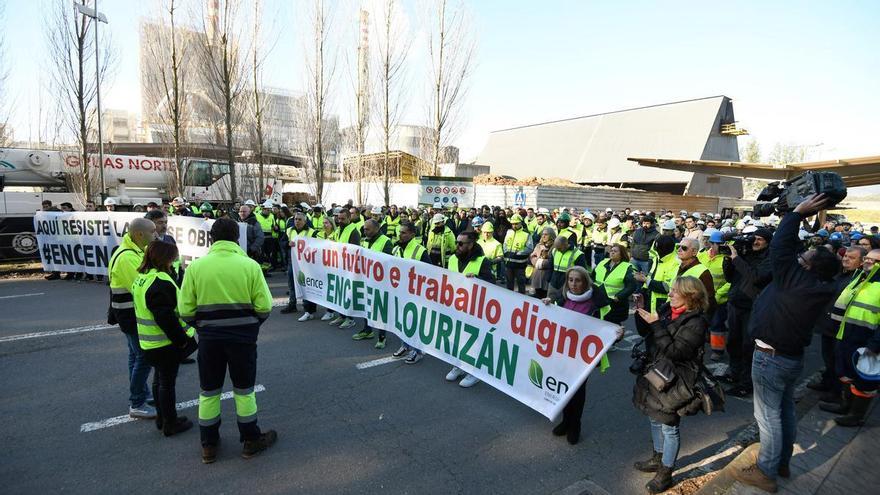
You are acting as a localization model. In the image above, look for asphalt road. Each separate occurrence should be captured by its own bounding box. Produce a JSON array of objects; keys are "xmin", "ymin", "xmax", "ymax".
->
[{"xmin": 0, "ymin": 275, "xmax": 824, "ymax": 495}]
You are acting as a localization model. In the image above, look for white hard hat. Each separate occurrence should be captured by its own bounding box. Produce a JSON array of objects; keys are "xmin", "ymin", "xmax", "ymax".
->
[
  {"xmin": 584, "ymin": 212, "xmax": 595, "ymax": 221},
  {"xmin": 244, "ymin": 199, "xmax": 256, "ymax": 206},
  {"xmin": 703, "ymin": 227, "xmax": 719, "ymax": 237},
  {"xmin": 171, "ymin": 197, "xmax": 184, "ymax": 206},
  {"xmin": 605, "ymin": 207, "xmax": 613, "ymax": 213},
  {"xmin": 743, "ymin": 215, "xmax": 753, "ymax": 223},
  {"xmin": 608, "ymin": 218, "xmax": 621, "ymax": 229},
  {"xmin": 280, "ymin": 203, "xmax": 288, "ymax": 208},
  {"xmin": 714, "ymin": 213, "xmax": 722, "ymax": 219},
  {"xmin": 751, "ymin": 220, "xmax": 765, "ymax": 228},
  {"xmin": 371, "ymin": 206, "xmax": 383, "ymax": 215},
  {"xmin": 433, "ymin": 201, "xmax": 443, "ymax": 209},
  {"xmin": 262, "ymin": 200, "xmax": 273, "ymax": 208},
  {"xmin": 693, "ymin": 212, "xmax": 701, "ymax": 217},
  {"xmin": 662, "ymin": 219, "xmax": 676, "ymax": 230},
  {"xmin": 103, "ymin": 197, "xmax": 117, "ymax": 206},
  {"xmin": 314, "ymin": 203, "xmax": 324, "ymax": 209},
  {"xmin": 743, "ymin": 225, "xmax": 758, "ymax": 234},
  {"xmin": 798, "ymin": 229, "xmax": 811, "ymax": 240},
  {"xmin": 537, "ymin": 207, "xmax": 550, "ymax": 214},
  {"xmin": 432, "ymin": 213, "xmax": 446, "ymax": 224},
  {"xmin": 300, "ymin": 202, "xmax": 311, "ymax": 210}
]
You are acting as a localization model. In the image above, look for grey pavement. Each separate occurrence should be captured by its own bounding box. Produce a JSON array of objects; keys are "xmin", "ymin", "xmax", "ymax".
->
[
  {"xmin": 0, "ymin": 276, "xmax": 825, "ymax": 494},
  {"xmin": 698, "ymin": 383, "xmax": 880, "ymax": 495}
]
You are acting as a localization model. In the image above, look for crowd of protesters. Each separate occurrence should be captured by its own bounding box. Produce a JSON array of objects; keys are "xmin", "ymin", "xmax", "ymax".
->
[{"xmin": 43, "ymin": 194, "xmax": 880, "ymax": 492}]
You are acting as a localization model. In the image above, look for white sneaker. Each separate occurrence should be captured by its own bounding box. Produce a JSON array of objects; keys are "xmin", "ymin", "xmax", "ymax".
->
[
  {"xmin": 338, "ymin": 318, "xmax": 356, "ymax": 329},
  {"xmin": 328, "ymin": 316, "xmax": 344, "ymax": 326},
  {"xmin": 298, "ymin": 312, "xmax": 314, "ymax": 322},
  {"xmin": 459, "ymin": 374, "xmax": 480, "ymax": 388},
  {"xmin": 392, "ymin": 346, "xmax": 410, "ymax": 358},
  {"xmin": 129, "ymin": 405, "xmax": 157, "ymax": 419},
  {"xmin": 320, "ymin": 312, "xmax": 336, "ymax": 321},
  {"xmin": 405, "ymin": 351, "xmax": 423, "ymax": 365},
  {"xmin": 445, "ymin": 366, "xmax": 465, "ymax": 382}
]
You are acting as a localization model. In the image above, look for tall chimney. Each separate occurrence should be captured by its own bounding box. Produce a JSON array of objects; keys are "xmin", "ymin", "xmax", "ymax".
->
[{"xmin": 206, "ymin": 0, "xmax": 219, "ymax": 41}]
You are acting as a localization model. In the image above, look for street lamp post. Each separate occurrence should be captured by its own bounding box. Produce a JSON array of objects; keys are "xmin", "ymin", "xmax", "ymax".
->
[{"xmin": 73, "ymin": 1, "xmax": 108, "ymax": 201}]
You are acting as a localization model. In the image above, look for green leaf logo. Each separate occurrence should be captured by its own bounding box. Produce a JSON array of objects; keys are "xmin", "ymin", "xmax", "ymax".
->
[
  {"xmin": 528, "ymin": 359, "xmax": 543, "ymax": 389},
  {"xmin": 297, "ymin": 271, "xmax": 306, "ymax": 286}
]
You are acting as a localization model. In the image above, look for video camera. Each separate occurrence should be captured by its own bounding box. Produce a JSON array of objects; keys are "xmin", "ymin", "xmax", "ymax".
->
[
  {"xmin": 753, "ymin": 171, "xmax": 847, "ymax": 218},
  {"xmin": 718, "ymin": 234, "xmax": 756, "ymax": 256}
]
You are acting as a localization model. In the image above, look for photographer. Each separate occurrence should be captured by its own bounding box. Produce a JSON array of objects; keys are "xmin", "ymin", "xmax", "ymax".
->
[
  {"xmin": 720, "ymin": 227, "xmax": 773, "ymax": 397},
  {"xmin": 731, "ymin": 194, "xmax": 841, "ymax": 493}
]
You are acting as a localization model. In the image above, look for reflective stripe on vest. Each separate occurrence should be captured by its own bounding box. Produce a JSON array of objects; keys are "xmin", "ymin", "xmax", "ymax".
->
[
  {"xmin": 337, "ymin": 223, "xmax": 358, "ymax": 244},
  {"xmin": 448, "ymin": 254, "xmax": 485, "ymax": 276},
  {"xmin": 834, "ymin": 266, "xmax": 880, "ymax": 339},
  {"xmin": 256, "ymin": 213, "xmax": 274, "ymax": 233},
  {"xmin": 697, "ymin": 251, "xmax": 730, "ymax": 303},
  {"xmin": 363, "ymin": 235, "xmax": 391, "ymax": 253},
  {"xmin": 594, "ymin": 259, "xmax": 630, "ymax": 298},
  {"xmin": 393, "ymin": 239, "xmax": 427, "ymax": 260},
  {"xmin": 649, "ymin": 253, "xmax": 679, "ymax": 313},
  {"xmin": 552, "ymin": 248, "xmax": 584, "ymax": 273},
  {"xmin": 679, "ymin": 262, "xmax": 708, "ymax": 281},
  {"xmin": 131, "ymin": 269, "xmax": 194, "ymax": 350}
]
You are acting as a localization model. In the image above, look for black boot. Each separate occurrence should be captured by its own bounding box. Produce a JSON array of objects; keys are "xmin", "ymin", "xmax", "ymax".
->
[
  {"xmin": 820, "ymin": 388, "xmax": 852, "ymax": 414},
  {"xmin": 163, "ymin": 416, "xmax": 193, "ymax": 436},
  {"xmin": 552, "ymin": 421, "xmax": 567, "ymax": 436},
  {"xmin": 566, "ymin": 423, "xmax": 581, "ymax": 445},
  {"xmin": 280, "ymin": 304, "xmax": 297, "ymax": 314},
  {"xmin": 835, "ymin": 395, "xmax": 873, "ymax": 427},
  {"xmin": 242, "ymin": 430, "xmax": 278, "ymax": 459},
  {"xmin": 634, "ymin": 452, "xmax": 663, "ymax": 473},
  {"xmin": 646, "ymin": 464, "xmax": 673, "ymax": 493}
]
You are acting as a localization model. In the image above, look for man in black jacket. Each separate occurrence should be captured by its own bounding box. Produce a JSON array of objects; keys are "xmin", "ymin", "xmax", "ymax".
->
[
  {"xmin": 732, "ymin": 195, "xmax": 841, "ymax": 493},
  {"xmin": 721, "ymin": 228, "xmax": 772, "ymax": 396},
  {"xmin": 631, "ymin": 216, "xmax": 659, "ymax": 274}
]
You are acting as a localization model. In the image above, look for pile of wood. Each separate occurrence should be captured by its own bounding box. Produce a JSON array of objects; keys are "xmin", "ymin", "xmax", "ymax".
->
[{"xmin": 472, "ymin": 174, "xmax": 582, "ymax": 187}]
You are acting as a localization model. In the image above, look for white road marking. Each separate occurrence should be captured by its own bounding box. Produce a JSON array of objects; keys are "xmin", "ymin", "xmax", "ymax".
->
[
  {"xmin": 2, "ymin": 299, "xmax": 287, "ymax": 344},
  {"xmin": 356, "ymin": 356, "xmax": 398, "ymax": 370},
  {"xmin": 0, "ymin": 292, "xmax": 44, "ymax": 300},
  {"xmin": 0, "ymin": 324, "xmax": 115, "ymax": 343},
  {"xmin": 675, "ymin": 445, "xmax": 741, "ymax": 475},
  {"xmin": 80, "ymin": 384, "xmax": 267, "ymax": 433}
]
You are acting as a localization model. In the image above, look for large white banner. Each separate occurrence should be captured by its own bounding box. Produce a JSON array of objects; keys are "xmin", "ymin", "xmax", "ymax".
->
[
  {"xmin": 34, "ymin": 212, "xmax": 247, "ymax": 275},
  {"xmin": 291, "ymin": 237, "xmax": 619, "ymax": 420}
]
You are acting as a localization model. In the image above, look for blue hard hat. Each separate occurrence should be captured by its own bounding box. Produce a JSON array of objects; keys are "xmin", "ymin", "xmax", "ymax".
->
[
  {"xmin": 817, "ymin": 229, "xmax": 830, "ymax": 238},
  {"xmin": 709, "ymin": 231, "xmax": 724, "ymax": 244},
  {"xmin": 850, "ymin": 232, "xmax": 864, "ymax": 241},
  {"xmin": 830, "ymin": 232, "xmax": 843, "ymax": 241},
  {"xmin": 854, "ymin": 349, "xmax": 880, "ymax": 382}
]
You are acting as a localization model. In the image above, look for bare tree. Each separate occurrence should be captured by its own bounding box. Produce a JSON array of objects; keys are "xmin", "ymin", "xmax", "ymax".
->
[
  {"xmin": 301, "ymin": 0, "xmax": 338, "ymax": 203},
  {"xmin": 374, "ymin": 0, "xmax": 410, "ymax": 206},
  {"xmin": 144, "ymin": 0, "xmax": 189, "ymax": 197},
  {"xmin": 350, "ymin": 7, "xmax": 370, "ymax": 205},
  {"xmin": 248, "ymin": 0, "xmax": 271, "ymax": 197},
  {"xmin": 426, "ymin": 0, "xmax": 475, "ymax": 175},
  {"xmin": 47, "ymin": 0, "xmax": 115, "ymax": 203},
  {"xmin": 0, "ymin": 0, "xmax": 10, "ymax": 146},
  {"xmin": 195, "ymin": 0, "xmax": 251, "ymax": 201}
]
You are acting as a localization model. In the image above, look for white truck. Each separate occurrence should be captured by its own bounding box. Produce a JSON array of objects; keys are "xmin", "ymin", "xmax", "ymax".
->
[{"xmin": 0, "ymin": 147, "xmax": 295, "ymax": 260}]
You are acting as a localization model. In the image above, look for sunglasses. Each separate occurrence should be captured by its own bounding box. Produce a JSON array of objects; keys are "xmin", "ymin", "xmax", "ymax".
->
[
  {"xmin": 456, "ymin": 241, "xmax": 471, "ymax": 246},
  {"xmin": 678, "ymin": 245, "xmax": 690, "ymax": 251}
]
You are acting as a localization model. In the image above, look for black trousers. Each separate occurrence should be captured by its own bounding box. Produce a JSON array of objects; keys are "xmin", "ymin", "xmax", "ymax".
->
[
  {"xmin": 506, "ymin": 265, "xmax": 528, "ymax": 294},
  {"xmin": 533, "ymin": 288, "xmax": 548, "ymax": 299},
  {"xmin": 144, "ymin": 345, "xmax": 182, "ymax": 427},
  {"xmin": 561, "ymin": 380, "xmax": 588, "ymax": 430},
  {"xmin": 726, "ymin": 306, "xmax": 754, "ymax": 388},
  {"xmin": 820, "ymin": 334, "xmax": 841, "ymax": 394},
  {"xmin": 198, "ymin": 340, "xmax": 261, "ymax": 445},
  {"xmin": 262, "ymin": 238, "xmax": 279, "ymax": 268}
]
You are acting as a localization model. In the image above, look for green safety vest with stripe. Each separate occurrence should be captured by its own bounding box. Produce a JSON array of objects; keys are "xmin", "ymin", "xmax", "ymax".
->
[
  {"xmin": 428, "ymin": 227, "xmax": 456, "ymax": 266},
  {"xmin": 256, "ymin": 212, "xmax": 276, "ymax": 236},
  {"xmin": 286, "ymin": 226, "xmax": 315, "ymax": 242},
  {"xmin": 109, "ymin": 234, "xmax": 145, "ymax": 315},
  {"xmin": 393, "ymin": 239, "xmax": 427, "ymax": 261},
  {"xmin": 385, "ymin": 215, "xmax": 401, "ymax": 240},
  {"xmin": 832, "ymin": 265, "xmax": 880, "ymax": 340},
  {"xmin": 478, "ymin": 237, "xmax": 503, "ymax": 261},
  {"xmin": 647, "ymin": 252, "xmax": 680, "ymax": 313},
  {"xmin": 309, "ymin": 213, "xmax": 325, "ymax": 230},
  {"xmin": 362, "ymin": 234, "xmax": 392, "ymax": 253},
  {"xmin": 131, "ymin": 269, "xmax": 195, "ymax": 350},
  {"xmin": 678, "ymin": 262, "xmax": 709, "ymax": 281},
  {"xmin": 503, "ymin": 229, "xmax": 530, "ymax": 262},
  {"xmin": 697, "ymin": 251, "xmax": 730, "ymax": 304},
  {"xmin": 337, "ymin": 223, "xmax": 359, "ymax": 244},
  {"xmin": 594, "ymin": 258, "xmax": 632, "ymax": 319},
  {"xmin": 316, "ymin": 228, "xmax": 337, "ymax": 241},
  {"xmin": 558, "ymin": 227, "xmax": 578, "ymax": 244},
  {"xmin": 448, "ymin": 254, "xmax": 485, "ymax": 275},
  {"xmin": 552, "ymin": 248, "xmax": 585, "ymax": 274}
]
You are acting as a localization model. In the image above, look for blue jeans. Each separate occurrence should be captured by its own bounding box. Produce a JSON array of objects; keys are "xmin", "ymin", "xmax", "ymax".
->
[
  {"xmin": 125, "ymin": 332, "xmax": 152, "ymax": 408},
  {"xmin": 752, "ymin": 349, "xmax": 804, "ymax": 478},
  {"xmin": 649, "ymin": 419, "xmax": 680, "ymax": 468}
]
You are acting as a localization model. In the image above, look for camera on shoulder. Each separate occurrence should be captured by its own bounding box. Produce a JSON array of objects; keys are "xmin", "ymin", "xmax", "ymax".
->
[{"xmin": 753, "ymin": 171, "xmax": 847, "ymax": 218}]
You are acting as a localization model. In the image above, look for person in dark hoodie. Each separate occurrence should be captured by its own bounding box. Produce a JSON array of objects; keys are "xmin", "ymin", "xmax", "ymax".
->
[
  {"xmin": 731, "ymin": 194, "xmax": 841, "ymax": 494},
  {"xmin": 443, "ymin": 230, "xmax": 493, "ymax": 389}
]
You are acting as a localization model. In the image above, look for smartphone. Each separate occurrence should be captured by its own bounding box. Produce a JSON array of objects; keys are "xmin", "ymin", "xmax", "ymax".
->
[{"xmin": 633, "ymin": 293, "xmax": 645, "ymax": 310}]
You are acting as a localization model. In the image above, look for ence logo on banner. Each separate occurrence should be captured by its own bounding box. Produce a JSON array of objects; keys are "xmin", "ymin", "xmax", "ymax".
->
[
  {"xmin": 297, "ymin": 271, "xmax": 306, "ymax": 286},
  {"xmin": 528, "ymin": 359, "xmax": 543, "ymax": 388},
  {"xmin": 528, "ymin": 359, "xmax": 570, "ymax": 395}
]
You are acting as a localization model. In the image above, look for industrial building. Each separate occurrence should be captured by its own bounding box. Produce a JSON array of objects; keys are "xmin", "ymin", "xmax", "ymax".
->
[{"xmin": 477, "ymin": 96, "xmax": 746, "ymax": 198}]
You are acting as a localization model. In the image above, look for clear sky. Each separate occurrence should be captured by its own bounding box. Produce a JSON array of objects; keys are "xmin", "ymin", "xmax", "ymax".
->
[{"xmin": 4, "ymin": 0, "xmax": 880, "ymax": 191}]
